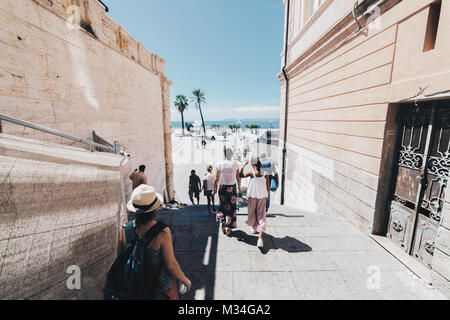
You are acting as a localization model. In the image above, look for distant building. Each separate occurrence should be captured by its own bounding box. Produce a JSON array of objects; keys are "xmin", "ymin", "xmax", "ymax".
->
[{"xmin": 279, "ymin": 0, "xmax": 450, "ymax": 296}]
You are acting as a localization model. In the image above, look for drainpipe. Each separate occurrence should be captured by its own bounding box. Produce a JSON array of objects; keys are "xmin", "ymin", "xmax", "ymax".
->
[
  {"xmin": 280, "ymin": 0, "xmax": 291, "ymax": 206},
  {"xmin": 97, "ymin": 0, "xmax": 109, "ymax": 12}
]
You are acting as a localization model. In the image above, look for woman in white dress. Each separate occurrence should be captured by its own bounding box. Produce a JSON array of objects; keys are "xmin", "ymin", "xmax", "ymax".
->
[{"xmin": 239, "ymin": 156, "xmax": 270, "ymax": 248}]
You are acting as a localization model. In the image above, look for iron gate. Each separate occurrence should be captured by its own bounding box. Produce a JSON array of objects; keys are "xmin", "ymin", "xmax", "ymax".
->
[{"xmin": 387, "ymin": 101, "xmax": 449, "ymax": 269}]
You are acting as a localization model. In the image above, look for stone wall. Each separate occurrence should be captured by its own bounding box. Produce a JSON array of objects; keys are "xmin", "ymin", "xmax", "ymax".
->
[
  {"xmin": 280, "ymin": 0, "xmax": 450, "ymax": 228},
  {"xmin": 0, "ymin": 133, "xmax": 128, "ymax": 299},
  {"xmin": 0, "ymin": 0, "xmax": 173, "ymax": 198},
  {"xmin": 283, "ymin": 142, "xmax": 377, "ymax": 234}
]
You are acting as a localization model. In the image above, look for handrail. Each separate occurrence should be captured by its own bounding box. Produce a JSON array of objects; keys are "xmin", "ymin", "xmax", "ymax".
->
[{"xmin": 0, "ymin": 113, "xmax": 118, "ymax": 154}]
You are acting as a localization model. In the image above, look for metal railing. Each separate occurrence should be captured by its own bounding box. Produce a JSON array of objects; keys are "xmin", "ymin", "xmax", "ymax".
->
[{"xmin": 0, "ymin": 113, "xmax": 119, "ymax": 154}]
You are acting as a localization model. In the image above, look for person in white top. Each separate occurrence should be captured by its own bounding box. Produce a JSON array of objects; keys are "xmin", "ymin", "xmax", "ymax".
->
[
  {"xmin": 239, "ymin": 156, "xmax": 270, "ymax": 248},
  {"xmin": 202, "ymin": 164, "xmax": 216, "ymax": 215},
  {"xmin": 214, "ymin": 148, "xmax": 241, "ymax": 237}
]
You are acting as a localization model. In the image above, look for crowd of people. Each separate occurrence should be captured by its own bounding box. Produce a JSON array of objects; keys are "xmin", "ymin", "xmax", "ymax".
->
[
  {"xmin": 105, "ymin": 148, "xmax": 278, "ymax": 301},
  {"xmin": 188, "ymin": 148, "xmax": 279, "ymax": 247}
]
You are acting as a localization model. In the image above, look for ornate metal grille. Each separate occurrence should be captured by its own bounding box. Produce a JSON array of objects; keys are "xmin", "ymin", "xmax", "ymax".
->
[{"xmin": 387, "ymin": 101, "xmax": 449, "ymax": 269}]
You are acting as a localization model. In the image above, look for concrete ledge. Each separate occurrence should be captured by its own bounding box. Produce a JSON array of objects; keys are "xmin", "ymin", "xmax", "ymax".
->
[{"xmin": 0, "ymin": 133, "xmax": 128, "ymax": 299}]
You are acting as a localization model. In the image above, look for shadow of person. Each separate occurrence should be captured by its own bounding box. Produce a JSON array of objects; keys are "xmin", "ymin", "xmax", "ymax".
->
[
  {"xmin": 232, "ymin": 230, "xmax": 258, "ymax": 246},
  {"xmin": 231, "ymin": 231, "xmax": 312, "ymax": 255}
]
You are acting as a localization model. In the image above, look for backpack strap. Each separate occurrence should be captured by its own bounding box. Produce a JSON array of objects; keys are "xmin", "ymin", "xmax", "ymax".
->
[
  {"xmin": 123, "ymin": 221, "xmax": 136, "ymax": 244},
  {"xmin": 142, "ymin": 222, "xmax": 168, "ymax": 247},
  {"xmin": 123, "ymin": 221, "xmax": 167, "ymax": 247}
]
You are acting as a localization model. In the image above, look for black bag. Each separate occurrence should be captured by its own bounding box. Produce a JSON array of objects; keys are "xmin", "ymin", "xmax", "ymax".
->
[{"xmin": 104, "ymin": 221, "xmax": 167, "ymax": 300}]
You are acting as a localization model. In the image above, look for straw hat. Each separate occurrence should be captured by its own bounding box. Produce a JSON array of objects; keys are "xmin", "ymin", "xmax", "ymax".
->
[{"xmin": 127, "ymin": 184, "xmax": 164, "ymax": 214}]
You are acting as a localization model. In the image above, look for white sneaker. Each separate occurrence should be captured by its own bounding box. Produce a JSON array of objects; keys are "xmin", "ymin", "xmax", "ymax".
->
[
  {"xmin": 257, "ymin": 238, "xmax": 264, "ymax": 248},
  {"xmin": 249, "ymin": 227, "xmax": 257, "ymax": 235}
]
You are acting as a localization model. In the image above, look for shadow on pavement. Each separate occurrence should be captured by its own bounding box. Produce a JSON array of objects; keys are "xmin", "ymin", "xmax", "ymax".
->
[
  {"xmin": 231, "ymin": 230, "xmax": 312, "ymax": 255},
  {"xmin": 236, "ymin": 213, "xmax": 305, "ymax": 218},
  {"xmin": 154, "ymin": 205, "xmax": 219, "ymax": 300}
]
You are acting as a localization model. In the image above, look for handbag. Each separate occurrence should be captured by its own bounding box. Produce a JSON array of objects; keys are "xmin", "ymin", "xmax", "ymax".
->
[{"xmin": 270, "ymin": 176, "xmax": 278, "ymax": 192}]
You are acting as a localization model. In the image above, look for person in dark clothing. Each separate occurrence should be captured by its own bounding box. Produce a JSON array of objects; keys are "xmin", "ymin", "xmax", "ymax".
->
[
  {"xmin": 189, "ymin": 170, "xmax": 202, "ymax": 206},
  {"xmin": 119, "ymin": 184, "xmax": 191, "ymax": 300},
  {"xmin": 129, "ymin": 165, "xmax": 148, "ymax": 191}
]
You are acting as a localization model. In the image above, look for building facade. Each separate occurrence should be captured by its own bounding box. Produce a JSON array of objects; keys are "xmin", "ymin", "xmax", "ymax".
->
[
  {"xmin": 0, "ymin": 0, "xmax": 175, "ymax": 201},
  {"xmin": 0, "ymin": 0, "xmax": 177, "ymax": 299},
  {"xmin": 279, "ymin": 0, "xmax": 450, "ymax": 295}
]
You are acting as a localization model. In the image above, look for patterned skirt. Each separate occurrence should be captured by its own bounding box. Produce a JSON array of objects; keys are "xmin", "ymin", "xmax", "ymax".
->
[{"xmin": 216, "ymin": 184, "xmax": 237, "ymax": 229}]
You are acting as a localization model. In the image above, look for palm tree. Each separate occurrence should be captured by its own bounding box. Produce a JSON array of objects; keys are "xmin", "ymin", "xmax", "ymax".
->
[
  {"xmin": 175, "ymin": 95, "xmax": 189, "ymax": 136},
  {"xmin": 191, "ymin": 89, "xmax": 207, "ymax": 137}
]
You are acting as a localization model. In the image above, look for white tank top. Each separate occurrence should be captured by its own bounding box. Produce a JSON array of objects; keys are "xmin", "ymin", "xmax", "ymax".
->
[
  {"xmin": 247, "ymin": 169, "xmax": 268, "ymax": 199},
  {"xmin": 217, "ymin": 160, "xmax": 239, "ymax": 186}
]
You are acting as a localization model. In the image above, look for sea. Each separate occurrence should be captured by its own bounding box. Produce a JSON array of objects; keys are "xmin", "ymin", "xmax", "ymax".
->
[{"xmin": 171, "ymin": 119, "xmax": 280, "ymax": 129}]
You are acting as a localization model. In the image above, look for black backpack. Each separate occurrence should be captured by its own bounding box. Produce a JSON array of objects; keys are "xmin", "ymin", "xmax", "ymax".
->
[{"xmin": 104, "ymin": 221, "xmax": 167, "ymax": 300}]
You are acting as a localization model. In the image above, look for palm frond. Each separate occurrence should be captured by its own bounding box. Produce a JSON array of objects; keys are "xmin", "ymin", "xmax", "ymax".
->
[
  {"xmin": 175, "ymin": 94, "xmax": 189, "ymax": 113},
  {"xmin": 191, "ymin": 89, "xmax": 206, "ymax": 106}
]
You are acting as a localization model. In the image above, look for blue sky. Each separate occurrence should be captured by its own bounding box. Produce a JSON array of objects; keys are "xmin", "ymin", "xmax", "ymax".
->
[{"xmin": 106, "ymin": 0, "xmax": 285, "ymax": 122}]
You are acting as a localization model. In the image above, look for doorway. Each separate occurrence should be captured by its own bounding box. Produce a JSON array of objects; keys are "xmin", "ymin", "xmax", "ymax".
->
[{"xmin": 387, "ymin": 100, "xmax": 449, "ymax": 269}]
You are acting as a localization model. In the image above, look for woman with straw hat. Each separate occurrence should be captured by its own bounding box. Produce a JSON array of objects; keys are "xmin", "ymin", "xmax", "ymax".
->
[{"xmin": 117, "ymin": 184, "xmax": 191, "ymax": 300}]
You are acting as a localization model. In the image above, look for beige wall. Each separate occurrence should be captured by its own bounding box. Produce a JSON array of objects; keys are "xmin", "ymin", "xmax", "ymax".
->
[
  {"xmin": 0, "ymin": 0, "xmax": 173, "ymax": 198},
  {"xmin": 280, "ymin": 0, "xmax": 450, "ymax": 295},
  {"xmin": 0, "ymin": 133, "xmax": 128, "ymax": 299}
]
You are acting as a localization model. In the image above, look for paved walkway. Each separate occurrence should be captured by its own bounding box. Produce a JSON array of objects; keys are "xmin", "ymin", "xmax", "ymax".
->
[
  {"xmin": 168, "ymin": 131, "xmax": 446, "ymax": 300},
  {"xmin": 155, "ymin": 204, "xmax": 446, "ymax": 300}
]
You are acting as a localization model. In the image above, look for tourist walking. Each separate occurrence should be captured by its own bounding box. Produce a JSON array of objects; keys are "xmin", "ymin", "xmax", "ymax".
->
[
  {"xmin": 259, "ymin": 153, "xmax": 279, "ymax": 213},
  {"xmin": 113, "ymin": 184, "xmax": 191, "ymax": 300},
  {"xmin": 189, "ymin": 170, "xmax": 202, "ymax": 206},
  {"xmin": 214, "ymin": 148, "xmax": 241, "ymax": 237},
  {"xmin": 202, "ymin": 165, "xmax": 216, "ymax": 214},
  {"xmin": 129, "ymin": 165, "xmax": 148, "ymax": 191},
  {"xmin": 240, "ymin": 157, "xmax": 270, "ymax": 248}
]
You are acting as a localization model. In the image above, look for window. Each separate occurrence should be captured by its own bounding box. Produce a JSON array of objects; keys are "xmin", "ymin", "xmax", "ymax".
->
[
  {"xmin": 301, "ymin": 0, "xmax": 321, "ymax": 28},
  {"xmin": 423, "ymin": 1, "xmax": 442, "ymax": 52},
  {"xmin": 310, "ymin": 0, "xmax": 320, "ymax": 17}
]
